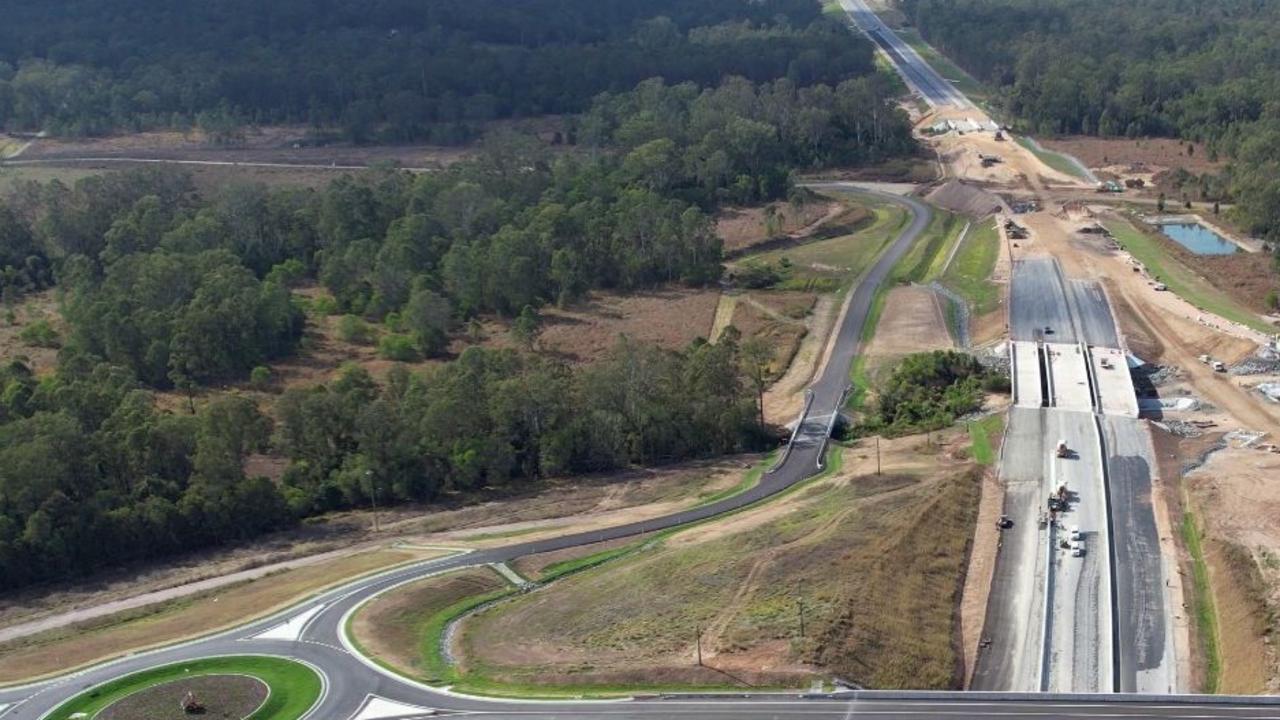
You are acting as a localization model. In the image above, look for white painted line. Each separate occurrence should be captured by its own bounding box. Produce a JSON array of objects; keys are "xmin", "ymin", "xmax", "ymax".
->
[
  {"xmin": 250, "ymin": 604, "xmax": 325, "ymax": 641},
  {"xmin": 350, "ymin": 694, "xmax": 439, "ymax": 720}
]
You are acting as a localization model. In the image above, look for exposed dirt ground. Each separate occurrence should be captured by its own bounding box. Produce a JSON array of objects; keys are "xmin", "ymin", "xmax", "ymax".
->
[
  {"xmin": 452, "ymin": 434, "xmax": 980, "ymax": 691},
  {"xmin": 864, "ymin": 285, "xmax": 954, "ymax": 366},
  {"xmin": 1187, "ymin": 446, "xmax": 1280, "ymax": 691}
]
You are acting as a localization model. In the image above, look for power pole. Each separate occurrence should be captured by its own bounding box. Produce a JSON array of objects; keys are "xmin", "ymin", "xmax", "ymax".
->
[
  {"xmin": 797, "ymin": 597, "xmax": 806, "ymax": 639},
  {"xmin": 875, "ymin": 435, "xmax": 881, "ymax": 475},
  {"xmin": 696, "ymin": 626, "xmax": 703, "ymax": 666}
]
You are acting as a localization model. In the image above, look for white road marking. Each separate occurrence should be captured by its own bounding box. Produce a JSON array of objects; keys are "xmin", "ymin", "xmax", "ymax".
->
[
  {"xmin": 250, "ymin": 604, "xmax": 325, "ymax": 641},
  {"xmin": 350, "ymin": 694, "xmax": 441, "ymax": 720}
]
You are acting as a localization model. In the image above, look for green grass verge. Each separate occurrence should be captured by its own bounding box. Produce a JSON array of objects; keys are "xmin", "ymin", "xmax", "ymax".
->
[
  {"xmin": 941, "ymin": 219, "xmax": 1001, "ymax": 315},
  {"xmin": 1014, "ymin": 136, "xmax": 1089, "ymax": 180},
  {"xmin": 1181, "ymin": 511, "xmax": 1222, "ymax": 693},
  {"xmin": 45, "ymin": 656, "xmax": 322, "ymax": 720},
  {"xmin": 421, "ymin": 586, "xmax": 518, "ymax": 684},
  {"xmin": 751, "ymin": 201, "xmax": 906, "ymax": 292},
  {"xmin": 1104, "ymin": 219, "xmax": 1272, "ymax": 334},
  {"xmin": 967, "ymin": 414, "xmax": 1004, "ymax": 465},
  {"xmin": 693, "ymin": 451, "xmax": 775, "ymax": 508}
]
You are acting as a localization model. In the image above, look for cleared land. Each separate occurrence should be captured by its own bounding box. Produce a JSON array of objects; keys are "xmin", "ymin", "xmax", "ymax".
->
[
  {"xmin": 863, "ymin": 285, "xmax": 952, "ymax": 370},
  {"xmin": 1104, "ymin": 218, "xmax": 1275, "ymax": 333},
  {"xmin": 536, "ymin": 288, "xmax": 722, "ymax": 363},
  {"xmin": 0, "ymin": 547, "xmax": 439, "ymax": 683},
  {"xmin": 0, "ymin": 290, "xmax": 63, "ymax": 375},
  {"xmin": 1186, "ymin": 446, "xmax": 1280, "ymax": 692},
  {"xmin": 43, "ymin": 656, "xmax": 320, "ymax": 720},
  {"xmin": 450, "ymin": 438, "xmax": 980, "ymax": 694},
  {"xmin": 1041, "ymin": 137, "xmax": 1223, "ymax": 177},
  {"xmin": 716, "ymin": 200, "xmax": 845, "ymax": 254},
  {"xmin": 351, "ymin": 567, "xmax": 512, "ymax": 683}
]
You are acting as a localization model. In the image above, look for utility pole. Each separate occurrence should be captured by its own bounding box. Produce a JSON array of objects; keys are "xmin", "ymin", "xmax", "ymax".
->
[
  {"xmin": 366, "ymin": 470, "xmax": 379, "ymax": 532},
  {"xmin": 696, "ymin": 626, "xmax": 703, "ymax": 666},
  {"xmin": 797, "ymin": 597, "xmax": 806, "ymax": 639},
  {"xmin": 875, "ymin": 435, "xmax": 881, "ymax": 475}
]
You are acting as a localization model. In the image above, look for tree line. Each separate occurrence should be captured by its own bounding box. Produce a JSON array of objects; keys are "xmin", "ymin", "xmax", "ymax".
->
[
  {"xmin": 0, "ymin": 0, "xmax": 876, "ymax": 143},
  {"xmin": 0, "ymin": 336, "xmax": 764, "ymax": 591},
  {"xmin": 900, "ymin": 0, "xmax": 1280, "ymax": 247}
]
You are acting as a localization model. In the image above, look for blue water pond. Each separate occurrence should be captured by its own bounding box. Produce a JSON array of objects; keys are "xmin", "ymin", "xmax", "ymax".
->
[{"xmin": 1158, "ymin": 222, "xmax": 1239, "ymax": 255}]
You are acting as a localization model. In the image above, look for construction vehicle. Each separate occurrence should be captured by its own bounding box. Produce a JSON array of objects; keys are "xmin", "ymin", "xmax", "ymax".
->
[
  {"xmin": 994, "ymin": 130, "xmax": 1006, "ymax": 141},
  {"xmin": 1212, "ymin": 360, "xmax": 1227, "ymax": 372},
  {"xmin": 1100, "ymin": 357, "xmax": 1113, "ymax": 370},
  {"xmin": 1055, "ymin": 440, "xmax": 1070, "ymax": 458},
  {"xmin": 1071, "ymin": 540, "xmax": 1086, "ymax": 557},
  {"xmin": 997, "ymin": 515, "xmax": 1014, "ymax": 530},
  {"xmin": 1047, "ymin": 485, "xmax": 1069, "ymax": 512},
  {"xmin": 1069, "ymin": 525, "xmax": 1082, "ymax": 541}
]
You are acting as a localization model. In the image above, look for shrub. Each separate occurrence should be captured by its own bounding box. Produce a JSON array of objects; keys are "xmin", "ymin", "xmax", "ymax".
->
[
  {"xmin": 378, "ymin": 333, "xmax": 418, "ymax": 361},
  {"xmin": 858, "ymin": 350, "xmax": 1000, "ymax": 437},
  {"xmin": 249, "ymin": 365, "xmax": 272, "ymax": 391},
  {"xmin": 735, "ymin": 260, "xmax": 782, "ymax": 289},
  {"xmin": 337, "ymin": 314, "xmax": 375, "ymax": 345},
  {"xmin": 18, "ymin": 319, "xmax": 60, "ymax": 348}
]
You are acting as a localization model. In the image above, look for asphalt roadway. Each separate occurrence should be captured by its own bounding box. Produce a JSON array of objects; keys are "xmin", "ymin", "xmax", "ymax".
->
[{"xmin": 838, "ymin": 0, "xmax": 971, "ymax": 108}]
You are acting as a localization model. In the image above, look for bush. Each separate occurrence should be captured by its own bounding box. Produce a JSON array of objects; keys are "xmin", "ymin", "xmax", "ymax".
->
[
  {"xmin": 337, "ymin": 314, "xmax": 375, "ymax": 345},
  {"xmin": 735, "ymin": 260, "xmax": 782, "ymax": 289},
  {"xmin": 378, "ymin": 333, "xmax": 418, "ymax": 361},
  {"xmin": 249, "ymin": 365, "xmax": 272, "ymax": 391},
  {"xmin": 1266, "ymin": 290, "xmax": 1279, "ymax": 312},
  {"xmin": 265, "ymin": 258, "xmax": 306, "ymax": 287},
  {"xmin": 309, "ymin": 296, "xmax": 339, "ymax": 316},
  {"xmin": 18, "ymin": 319, "xmax": 60, "ymax": 348},
  {"xmin": 858, "ymin": 350, "xmax": 999, "ymax": 437}
]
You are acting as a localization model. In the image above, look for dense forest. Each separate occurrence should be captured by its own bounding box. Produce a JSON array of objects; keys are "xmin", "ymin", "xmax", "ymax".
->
[
  {"xmin": 900, "ymin": 0, "xmax": 1280, "ymax": 245},
  {"xmin": 0, "ymin": 0, "xmax": 877, "ymax": 143},
  {"xmin": 0, "ymin": 0, "xmax": 918, "ymax": 590}
]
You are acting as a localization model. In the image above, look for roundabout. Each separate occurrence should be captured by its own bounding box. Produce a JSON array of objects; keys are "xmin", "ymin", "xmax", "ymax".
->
[{"xmin": 44, "ymin": 657, "xmax": 321, "ymax": 720}]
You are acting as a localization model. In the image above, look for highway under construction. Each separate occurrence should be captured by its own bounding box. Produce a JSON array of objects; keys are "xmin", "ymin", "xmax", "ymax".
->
[{"xmin": 973, "ymin": 257, "xmax": 1176, "ymax": 694}]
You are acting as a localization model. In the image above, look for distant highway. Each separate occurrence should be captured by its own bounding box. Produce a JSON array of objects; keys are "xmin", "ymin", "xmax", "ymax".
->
[{"xmin": 837, "ymin": 0, "xmax": 971, "ymax": 108}]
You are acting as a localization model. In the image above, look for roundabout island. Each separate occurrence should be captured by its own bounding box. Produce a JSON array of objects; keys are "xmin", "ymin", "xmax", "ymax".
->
[{"xmin": 45, "ymin": 657, "xmax": 321, "ymax": 720}]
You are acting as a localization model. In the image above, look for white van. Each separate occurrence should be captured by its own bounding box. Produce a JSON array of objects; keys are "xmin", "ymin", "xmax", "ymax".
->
[
  {"xmin": 1069, "ymin": 525, "xmax": 1082, "ymax": 541},
  {"xmin": 1071, "ymin": 540, "xmax": 1086, "ymax": 557}
]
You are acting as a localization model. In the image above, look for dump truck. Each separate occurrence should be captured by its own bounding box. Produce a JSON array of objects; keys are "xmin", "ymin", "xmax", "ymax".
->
[{"xmin": 1055, "ymin": 440, "xmax": 1070, "ymax": 458}]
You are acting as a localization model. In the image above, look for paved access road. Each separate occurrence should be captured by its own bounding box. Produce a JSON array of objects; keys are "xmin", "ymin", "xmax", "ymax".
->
[
  {"xmin": 838, "ymin": 0, "xmax": 971, "ymax": 108},
  {"xmin": 0, "ymin": 189, "xmax": 933, "ymax": 720}
]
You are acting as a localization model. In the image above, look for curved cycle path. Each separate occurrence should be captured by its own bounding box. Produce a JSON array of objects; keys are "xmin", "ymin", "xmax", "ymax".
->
[{"xmin": 0, "ymin": 189, "xmax": 938, "ymax": 719}]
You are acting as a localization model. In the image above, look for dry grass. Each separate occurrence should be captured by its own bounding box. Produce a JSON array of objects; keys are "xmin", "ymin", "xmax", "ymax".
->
[
  {"xmin": 0, "ymin": 548, "xmax": 431, "ymax": 684},
  {"xmin": 716, "ymin": 201, "xmax": 841, "ymax": 253},
  {"xmin": 351, "ymin": 567, "xmax": 508, "ymax": 679},
  {"xmin": 1040, "ymin": 136, "xmax": 1223, "ymax": 176},
  {"xmin": 725, "ymin": 293, "xmax": 813, "ymax": 380},
  {"xmin": 0, "ymin": 289, "xmax": 63, "ymax": 375},
  {"xmin": 535, "ymin": 288, "xmax": 722, "ymax": 363},
  {"xmin": 454, "ymin": 439, "xmax": 980, "ymax": 692}
]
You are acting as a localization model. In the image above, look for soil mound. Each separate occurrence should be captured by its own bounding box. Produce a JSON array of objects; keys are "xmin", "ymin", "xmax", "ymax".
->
[{"xmin": 926, "ymin": 179, "xmax": 1005, "ymax": 218}]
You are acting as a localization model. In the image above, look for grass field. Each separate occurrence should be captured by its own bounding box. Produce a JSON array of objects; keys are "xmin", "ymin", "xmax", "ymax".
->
[
  {"xmin": 1104, "ymin": 219, "xmax": 1273, "ymax": 334},
  {"xmin": 44, "ymin": 656, "xmax": 321, "ymax": 720},
  {"xmin": 349, "ymin": 567, "xmax": 514, "ymax": 684},
  {"xmin": 1015, "ymin": 137, "xmax": 1090, "ymax": 180},
  {"xmin": 941, "ymin": 219, "xmax": 1001, "ymax": 315},
  {"xmin": 749, "ymin": 201, "xmax": 907, "ymax": 291},
  {"xmin": 455, "ymin": 442, "xmax": 978, "ymax": 694},
  {"xmin": 967, "ymin": 414, "xmax": 1004, "ymax": 465},
  {"xmin": 0, "ymin": 548, "xmax": 441, "ymax": 684},
  {"xmin": 1181, "ymin": 512, "xmax": 1222, "ymax": 693}
]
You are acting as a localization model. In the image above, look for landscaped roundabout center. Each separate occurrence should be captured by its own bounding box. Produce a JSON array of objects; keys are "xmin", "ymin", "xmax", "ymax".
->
[{"xmin": 45, "ymin": 656, "xmax": 321, "ymax": 720}]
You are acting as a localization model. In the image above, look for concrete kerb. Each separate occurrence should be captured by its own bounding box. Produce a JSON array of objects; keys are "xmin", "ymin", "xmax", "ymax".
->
[{"xmin": 768, "ymin": 390, "xmax": 814, "ymax": 475}]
